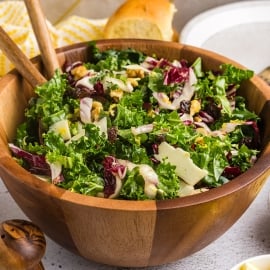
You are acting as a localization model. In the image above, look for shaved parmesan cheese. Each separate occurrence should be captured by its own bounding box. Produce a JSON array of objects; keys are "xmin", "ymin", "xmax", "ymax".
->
[
  {"xmin": 178, "ymin": 181, "xmax": 195, "ymax": 197},
  {"xmin": 178, "ymin": 181, "xmax": 208, "ymax": 197},
  {"xmin": 154, "ymin": 142, "xmax": 207, "ymax": 186}
]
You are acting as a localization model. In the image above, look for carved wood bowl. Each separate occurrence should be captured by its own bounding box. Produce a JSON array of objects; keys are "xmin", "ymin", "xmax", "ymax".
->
[{"xmin": 0, "ymin": 39, "xmax": 270, "ymax": 267}]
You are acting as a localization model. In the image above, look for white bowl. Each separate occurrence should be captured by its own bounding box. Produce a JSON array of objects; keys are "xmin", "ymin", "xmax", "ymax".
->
[
  {"xmin": 230, "ymin": 254, "xmax": 270, "ymax": 270},
  {"xmin": 180, "ymin": 1, "xmax": 270, "ymax": 73}
]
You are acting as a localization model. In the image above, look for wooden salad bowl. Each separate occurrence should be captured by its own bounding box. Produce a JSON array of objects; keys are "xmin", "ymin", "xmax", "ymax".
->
[{"xmin": 0, "ymin": 39, "xmax": 270, "ymax": 267}]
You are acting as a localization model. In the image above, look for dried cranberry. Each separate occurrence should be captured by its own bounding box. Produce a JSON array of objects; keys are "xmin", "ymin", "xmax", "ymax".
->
[
  {"xmin": 94, "ymin": 81, "xmax": 105, "ymax": 96},
  {"xmin": 108, "ymin": 127, "xmax": 118, "ymax": 143},
  {"xmin": 222, "ymin": 166, "xmax": 242, "ymax": 179},
  {"xmin": 205, "ymin": 102, "xmax": 221, "ymax": 120}
]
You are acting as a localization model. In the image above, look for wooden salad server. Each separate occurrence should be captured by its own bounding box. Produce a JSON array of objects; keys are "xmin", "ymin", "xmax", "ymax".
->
[
  {"xmin": 0, "ymin": 219, "xmax": 46, "ymax": 270},
  {"xmin": 258, "ymin": 66, "xmax": 270, "ymax": 86},
  {"xmin": 24, "ymin": 0, "xmax": 61, "ymax": 79},
  {"xmin": 0, "ymin": 26, "xmax": 47, "ymax": 88}
]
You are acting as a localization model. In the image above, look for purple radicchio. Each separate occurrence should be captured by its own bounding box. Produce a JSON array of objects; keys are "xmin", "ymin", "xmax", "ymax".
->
[
  {"xmin": 8, "ymin": 144, "xmax": 51, "ymax": 176},
  {"xmin": 102, "ymin": 156, "xmax": 127, "ymax": 198},
  {"xmin": 164, "ymin": 66, "xmax": 190, "ymax": 85}
]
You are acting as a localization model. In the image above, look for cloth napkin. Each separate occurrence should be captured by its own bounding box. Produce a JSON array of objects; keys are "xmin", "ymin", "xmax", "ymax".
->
[{"xmin": 0, "ymin": 1, "xmax": 107, "ymax": 76}]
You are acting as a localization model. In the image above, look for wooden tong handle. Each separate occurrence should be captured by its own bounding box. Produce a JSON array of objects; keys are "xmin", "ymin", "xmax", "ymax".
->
[
  {"xmin": 258, "ymin": 66, "xmax": 270, "ymax": 86},
  {"xmin": 0, "ymin": 26, "xmax": 47, "ymax": 88},
  {"xmin": 24, "ymin": 0, "xmax": 61, "ymax": 79}
]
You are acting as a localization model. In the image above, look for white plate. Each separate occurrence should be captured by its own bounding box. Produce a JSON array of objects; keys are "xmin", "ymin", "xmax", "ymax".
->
[
  {"xmin": 181, "ymin": 1, "xmax": 270, "ymax": 73},
  {"xmin": 230, "ymin": 254, "xmax": 270, "ymax": 270}
]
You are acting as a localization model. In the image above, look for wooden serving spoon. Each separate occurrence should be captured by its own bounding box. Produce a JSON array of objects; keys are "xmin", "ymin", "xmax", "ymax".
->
[
  {"xmin": 258, "ymin": 66, "xmax": 270, "ymax": 86},
  {"xmin": 0, "ymin": 219, "xmax": 46, "ymax": 270},
  {"xmin": 0, "ymin": 26, "xmax": 47, "ymax": 88},
  {"xmin": 24, "ymin": 0, "xmax": 61, "ymax": 79}
]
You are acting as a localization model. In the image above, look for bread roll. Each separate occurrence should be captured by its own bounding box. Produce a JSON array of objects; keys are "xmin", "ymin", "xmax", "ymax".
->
[{"xmin": 104, "ymin": 0, "xmax": 178, "ymax": 41}]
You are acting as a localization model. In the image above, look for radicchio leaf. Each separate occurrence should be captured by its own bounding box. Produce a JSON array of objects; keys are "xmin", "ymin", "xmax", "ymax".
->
[
  {"xmin": 9, "ymin": 144, "xmax": 51, "ymax": 176},
  {"xmin": 102, "ymin": 156, "xmax": 127, "ymax": 198},
  {"xmin": 164, "ymin": 66, "xmax": 189, "ymax": 85}
]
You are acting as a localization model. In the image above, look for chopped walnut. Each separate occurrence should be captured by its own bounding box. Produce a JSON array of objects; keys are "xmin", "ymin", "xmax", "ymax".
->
[
  {"xmin": 127, "ymin": 78, "xmax": 139, "ymax": 87},
  {"xmin": 110, "ymin": 89, "xmax": 124, "ymax": 102},
  {"xmin": 190, "ymin": 100, "xmax": 201, "ymax": 116},
  {"xmin": 109, "ymin": 104, "xmax": 117, "ymax": 117},
  {"xmin": 195, "ymin": 136, "xmax": 205, "ymax": 144},
  {"xmin": 91, "ymin": 101, "xmax": 103, "ymax": 121},
  {"xmin": 193, "ymin": 116, "xmax": 202, "ymax": 122},
  {"xmin": 71, "ymin": 65, "xmax": 88, "ymax": 80},
  {"xmin": 126, "ymin": 68, "xmax": 145, "ymax": 78}
]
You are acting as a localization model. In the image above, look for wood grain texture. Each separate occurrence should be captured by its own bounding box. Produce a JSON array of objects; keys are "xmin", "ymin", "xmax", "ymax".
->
[
  {"xmin": 0, "ymin": 40, "xmax": 270, "ymax": 267},
  {"xmin": 0, "ymin": 219, "xmax": 46, "ymax": 270},
  {"xmin": 0, "ymin": 26, "xmax": 46, "ymax": 88},
  {"xmin": 60, "ymin": 191, "xmax": 157, "ymax": 266},
  {"xmin": 24, "ymin": 0, "xmax": 61, "ymax": 79}
]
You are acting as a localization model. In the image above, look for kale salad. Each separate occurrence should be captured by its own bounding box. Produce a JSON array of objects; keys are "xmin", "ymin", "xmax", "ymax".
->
[{"xmin": 9, "ymin": 43, "xmax": 260, "ymax": 200}]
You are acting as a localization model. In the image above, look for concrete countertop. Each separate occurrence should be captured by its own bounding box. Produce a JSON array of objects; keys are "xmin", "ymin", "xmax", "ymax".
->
[{"xmin": 1, "ymin": 178, "xmax": 270, "ymax": 270}]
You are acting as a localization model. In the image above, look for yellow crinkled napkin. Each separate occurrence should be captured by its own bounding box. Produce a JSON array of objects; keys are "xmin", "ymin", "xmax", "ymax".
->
[{"xmin": 0, "ymin": 1, "xmax": 107, "ymax": 76}]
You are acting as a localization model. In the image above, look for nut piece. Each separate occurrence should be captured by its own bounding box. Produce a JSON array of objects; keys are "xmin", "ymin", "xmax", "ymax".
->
[
  {"xmin": 190, "ymin": 99, "xmax": 201, "ymax": 116},
  {"xmin": 126, "ymin": 69, "xmax": 145, "ymax": 78},
  {"xmin": 71, "ymin": 65, "xmax": 88, "ymax": 80},
  {"xmin": 127, "ymin": 78, "xmax": 139, "ymax": 87},
  {"xmin": 110, "ymin": 89, "xmax": 124, "ymax": 102},
  {"xmin": 92, "ymin": 101, "xmax": 103, "ymax": 121}
]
